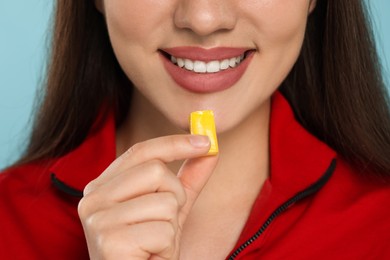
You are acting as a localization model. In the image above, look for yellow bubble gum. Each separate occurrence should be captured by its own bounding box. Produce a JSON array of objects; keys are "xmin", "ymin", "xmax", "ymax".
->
[{"xmin": 189, "ymin": 110, "xmax": 219, "ymax": 155}]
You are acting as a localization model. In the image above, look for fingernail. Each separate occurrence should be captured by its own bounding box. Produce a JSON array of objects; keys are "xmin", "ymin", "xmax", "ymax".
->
[{"xmin": 189, "ymin": 135, "xmax": 210, "ymax": 148}]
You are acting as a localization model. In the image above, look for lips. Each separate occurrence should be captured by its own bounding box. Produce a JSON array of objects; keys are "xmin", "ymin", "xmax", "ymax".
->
[{"xmin": 160, "ymin": 47, "xmax": 255, "ymax": 93}]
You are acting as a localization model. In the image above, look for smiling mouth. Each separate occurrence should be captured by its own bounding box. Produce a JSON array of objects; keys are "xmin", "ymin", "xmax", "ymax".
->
[
  {"xmin": 160, "ymin": 50, "xmax": 253, "ymax": 74},
  {"xmin": 159, "ymin": 47, "xmax": 255, "ymax": 93}
]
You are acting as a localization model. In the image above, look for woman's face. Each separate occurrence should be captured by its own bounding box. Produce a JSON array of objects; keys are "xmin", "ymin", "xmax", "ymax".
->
[{"xmin": 98, "ymin": 0, "xmax": 316, "ymax": 132}]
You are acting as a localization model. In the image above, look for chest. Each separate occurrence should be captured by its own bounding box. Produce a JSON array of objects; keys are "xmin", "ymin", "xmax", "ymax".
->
[{"xmin": 179, "ymin": 203, "xmax": 252, "ymax": 259}]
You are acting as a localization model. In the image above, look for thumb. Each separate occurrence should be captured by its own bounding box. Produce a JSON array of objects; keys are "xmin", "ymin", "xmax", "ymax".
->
[{"xmin": 177, "ymin": 155, "xmax": 219, "ymax": 226}]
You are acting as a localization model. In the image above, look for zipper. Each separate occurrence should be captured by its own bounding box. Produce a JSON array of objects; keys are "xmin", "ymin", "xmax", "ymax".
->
[{"xmin": 227, "ymin": 159, "xmax": 337, "ymax": 260}]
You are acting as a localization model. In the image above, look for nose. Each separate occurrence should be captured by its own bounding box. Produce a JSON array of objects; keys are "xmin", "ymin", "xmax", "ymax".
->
[{"xmin": 174, "ymin": 0, "xmax": 237, "ymax": 36}]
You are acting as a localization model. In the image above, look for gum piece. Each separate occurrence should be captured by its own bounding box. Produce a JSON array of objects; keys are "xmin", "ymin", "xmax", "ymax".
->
[{"xmin": 190, "ymin": 110, "xmax": 218, "ymax": 155}]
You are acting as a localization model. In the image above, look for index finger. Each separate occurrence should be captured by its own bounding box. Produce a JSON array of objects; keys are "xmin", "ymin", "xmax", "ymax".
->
[{"xmin": 102, "ymin": 134, "xmax": 211, "ymax": 177}]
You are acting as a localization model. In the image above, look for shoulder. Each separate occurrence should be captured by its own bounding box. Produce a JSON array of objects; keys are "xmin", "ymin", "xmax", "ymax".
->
[
  {"xmin": 0, "ymin": 160, "xmax": 70, "ymax": 200},
  {"xmin": 312, "ymin": 157, "xmax": 390, "ymax": 255},
  {"xmin": 0, "ymin": 161, "xmax": 53, "ymax": 197},
  {"xmin": 263, "ymin": 157, "xmax": 390, "ymax": 258},
  {"xmin": 319, "ymin": 156, "xmax": 390, "ymax": 219},
  {"xmin": 328, "ymin": 157, "xmax": 390, "ymax": 206},
  {"xmin": 332, "ymin": 157, "xmax": 390, "ymax": 224},
  {"xmin": 0, "ymin": 162, "xmax": 89, "ymax": 259}
]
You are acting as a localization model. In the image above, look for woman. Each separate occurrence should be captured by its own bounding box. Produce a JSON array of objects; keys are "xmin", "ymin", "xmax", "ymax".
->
[{"xmin": 1, "ymin": 0, "xmax": 389, "ymax": 259}]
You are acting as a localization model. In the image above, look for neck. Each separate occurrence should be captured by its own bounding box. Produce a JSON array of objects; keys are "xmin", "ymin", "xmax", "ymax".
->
[{"xmin": 202, "ymin": 99, "xmax": 270, "ymax": 203}]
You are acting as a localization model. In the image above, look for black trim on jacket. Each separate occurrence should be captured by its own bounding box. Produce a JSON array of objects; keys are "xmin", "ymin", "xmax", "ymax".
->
[
  {"xmin": 51, "ymin": 173, "xmax": 84, "ymax": 197},
  {"xmin": 227, "ymin": 159, "xmax": 337, "ymax": 259}
]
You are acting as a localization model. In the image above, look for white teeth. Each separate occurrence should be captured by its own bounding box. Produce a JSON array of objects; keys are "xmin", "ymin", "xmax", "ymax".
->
[
  {"xmin": 194, "ymin": 61, "xmax": 206, "ymax": 73},
  {"xmin": 207, "ymin": 61, "xmax": 220, "ymax": 73},
  {"xmin": 229, "ymin": 58, "xmax": 237, "ymax": 68},
  {"xmin": 177, "ymin": 58, "xmax": 185, "ymax": 68},
  {"xmin": 169, "ymin": 53, "xmax": 246, "ymax": 73},
  {"xmin": 184, "ymin": 59, "xmax": 194, "ymax": 70},
  {"xmin": 220, "ymin": 59, "xmax": 229, "ymax": 70}
]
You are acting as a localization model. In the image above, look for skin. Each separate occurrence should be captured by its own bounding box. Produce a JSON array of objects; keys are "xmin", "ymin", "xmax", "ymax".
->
[{"xmin": 78, "ymin": 0, "xmax": 316, "ymax": 259}]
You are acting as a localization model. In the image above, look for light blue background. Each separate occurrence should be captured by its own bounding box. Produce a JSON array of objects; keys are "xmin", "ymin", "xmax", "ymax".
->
[{"xmin": 0, "ymin": 1, "xmax": 389, "ymax": 169}]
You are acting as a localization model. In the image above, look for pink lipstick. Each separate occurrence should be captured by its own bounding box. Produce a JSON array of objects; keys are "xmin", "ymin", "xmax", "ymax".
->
[{"xmin": 160, "ymin": 47, "xmax": 254, "ymax": 93}]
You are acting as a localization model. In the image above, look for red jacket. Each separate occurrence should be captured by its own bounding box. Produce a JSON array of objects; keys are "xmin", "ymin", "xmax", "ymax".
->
[{"xmin": 1, "ymin": 92, "xmax": 389, "ymax": 259}]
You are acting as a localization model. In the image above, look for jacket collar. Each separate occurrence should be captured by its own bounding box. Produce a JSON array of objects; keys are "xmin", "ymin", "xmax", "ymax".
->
[
  {"xmin": 269, "ymin": 91, "xmax": 336, "ymax": 195},
  {"xmin": 50, "ymin": 112, "xmax": 116, "ymax": 196},
  {"xmin": 231, "ymin": 91, "xmax": 336, "ymax": 251},
  {"xmin": 50, "ymin": 91, "xmax": 336, "ymax": 199}
]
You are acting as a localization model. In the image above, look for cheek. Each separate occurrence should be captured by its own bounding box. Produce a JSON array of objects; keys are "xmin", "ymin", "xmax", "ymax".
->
[
  {"xmin": 246, "ymin": 0, "xmax": 310, "ymax": 84},
  {"xmin": 231, "ymin": 0, "xmax": 310, "ymax": 116},
  {"xmin": 104, "ymin": 1, "xmax": 173, "ymax": 47},
  {"xmin": 243, "ymin": 0, "xmax": 310, "ymax": 46},
  {"xmin": 103, "ymin": 1, "xmax": 175, "ymax": 90},
  {"xmin": 105, "ymin": 2, "xmax": 145, "ymax": 42}
]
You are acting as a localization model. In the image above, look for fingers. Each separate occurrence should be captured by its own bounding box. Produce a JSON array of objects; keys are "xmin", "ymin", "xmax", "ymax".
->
[
  {"xmin": 78, "ymin": 134, "xmax": 218, "ymax": 259},
  {"xmin": 85, "ymin": 221, "xmax": 176, "ymax": 260},
  {"xmin": 81, "ymin": 160, "xmax": 187, "ymax": 212},
  {"xmin": 93, "ymin": 192, "xmax": 180, "ymax": 228},
  {"xmin": 84, "ymin": 134, "xmax": 211, "ymax": 194},
  {"xmin": 80, "ymin": 192, "xmax": 181, "ymax": 259}
]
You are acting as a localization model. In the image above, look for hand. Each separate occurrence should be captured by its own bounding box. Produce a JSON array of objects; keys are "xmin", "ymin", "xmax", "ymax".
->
[{"xmin": 78, "ymin": 134, "xmax": 218, "ymax": 259}]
